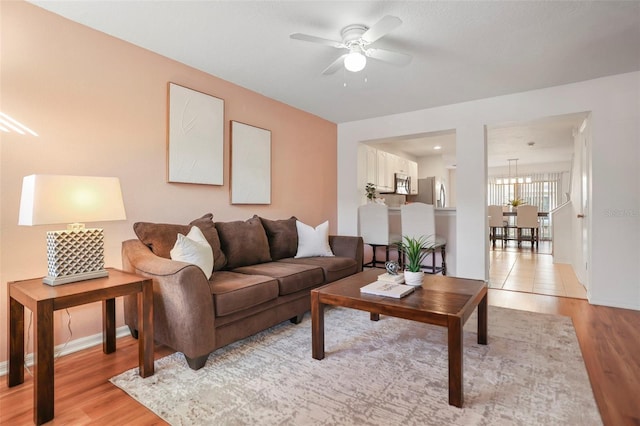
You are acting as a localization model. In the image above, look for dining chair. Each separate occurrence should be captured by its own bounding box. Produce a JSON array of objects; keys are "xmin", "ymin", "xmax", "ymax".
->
[
  {"xmin": 358, "ymin": 203, "xmax": 400, "ymax": 268},
  {"xmin": 488, "ymin": 205, "xmax": 507, "ymax": 248},
  {"xmin": 516, "ymin": 205, "xmax": 539, "ymax": 249},
  {"xmin": 400, "ymin": 202, "xmax": 447, "ymax": 275}
]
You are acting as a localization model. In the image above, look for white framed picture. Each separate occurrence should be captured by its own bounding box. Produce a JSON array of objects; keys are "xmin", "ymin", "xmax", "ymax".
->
[
  {"xmin": 230, "ymin": 121, "xmax": 271, "ymax": 204},
  {"xmin": 167, "ymin": 83, "xmax": 224, "ymax": 185}
]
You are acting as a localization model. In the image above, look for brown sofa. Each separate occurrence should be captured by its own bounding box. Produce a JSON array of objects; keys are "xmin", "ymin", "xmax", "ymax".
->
[{"xmin": 122, "ymin": 214, "xmax": 363, "ymax": 370}]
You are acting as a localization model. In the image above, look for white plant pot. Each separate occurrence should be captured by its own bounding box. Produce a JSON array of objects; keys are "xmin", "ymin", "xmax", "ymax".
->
[{"xmin": 404, "ymin": 270, "xmax": 424, "ymax": 286}]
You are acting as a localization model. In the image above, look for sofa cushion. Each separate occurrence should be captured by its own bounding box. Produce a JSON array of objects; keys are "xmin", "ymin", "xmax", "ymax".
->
[
  {"xmin": 133, "ymin": 213, "xmax": 227, "ymax": 271},
  {"xmin": 208, "ymin": 271, "xmax": 279, "ymax": 317},
  {"xmin": 260, "ymin": 216, "xmax": 298, "ymax": 261},
  {"xmin": 232, "ymin": 262, "xmax": 324, "ymax": 296},
  {"xmin": 216, "ymin": 215, "xmax": 271, "ymax": 269},
  {"xmin": 278, "ymin": 256, "xmax": 359, "ymax": 283}
]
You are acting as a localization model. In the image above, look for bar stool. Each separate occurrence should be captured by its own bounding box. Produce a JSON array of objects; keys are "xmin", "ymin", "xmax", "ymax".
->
[
  {"xmin": 358, "ymin": 203, "xmax": 400, "ymax": 268},
  {"xmin": 400, "ymin": 202, "xmax": 447, "ymax": 275}
]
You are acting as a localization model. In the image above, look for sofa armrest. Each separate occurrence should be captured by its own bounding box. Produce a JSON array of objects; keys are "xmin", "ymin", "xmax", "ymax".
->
[
  {"xmin": 329, "ymin": 235, "xmax": 364, "ymax": 272},
  {"xmin": 121, "ymin": 239, "xmax": 216, "ymax": 359},
  {"xmin": 122, "ymin": 238, "xmax": 195, "ymax": 276}
]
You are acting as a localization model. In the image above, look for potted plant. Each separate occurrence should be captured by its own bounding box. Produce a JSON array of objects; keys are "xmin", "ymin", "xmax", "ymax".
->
[
  {"xmin": 396, "ymin": 235, "xmax": 434, "ymax": 286},
  {"xmin": 365, "ymin": 182, "xmax": 376, "ymax": 202}
]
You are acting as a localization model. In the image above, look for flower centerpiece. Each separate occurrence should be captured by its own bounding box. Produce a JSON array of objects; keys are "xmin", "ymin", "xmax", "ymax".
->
[
  {"xmin": 396, "ymin": 235, "xmax": 434, "ymax": 286},
  {"xmin": 507, "ymin": 198, "xmax": 525, "ymax": 211}
]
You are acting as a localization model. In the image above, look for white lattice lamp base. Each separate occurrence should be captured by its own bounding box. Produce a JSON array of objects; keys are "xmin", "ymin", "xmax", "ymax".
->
[{"xmin": 44, "ymin": 226, "xmax": 108, "ymax": 286}]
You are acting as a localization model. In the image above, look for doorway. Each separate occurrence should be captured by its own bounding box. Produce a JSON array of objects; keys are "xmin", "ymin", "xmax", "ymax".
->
[{"xmin": 485, "ymin": 112, "xmax": 590, "ymax": 299}]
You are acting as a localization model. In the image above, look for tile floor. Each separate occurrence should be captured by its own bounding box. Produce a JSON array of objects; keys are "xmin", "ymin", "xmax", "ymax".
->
[{"xmin": 489, "ymin": 240, "xmax": 587, "ymax": 299}]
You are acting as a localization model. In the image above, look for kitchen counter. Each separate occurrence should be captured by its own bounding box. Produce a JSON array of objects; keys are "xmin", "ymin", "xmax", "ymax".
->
[{"xmin": 388, "ymin": 206, "xmax": 456, "ymax": 213}]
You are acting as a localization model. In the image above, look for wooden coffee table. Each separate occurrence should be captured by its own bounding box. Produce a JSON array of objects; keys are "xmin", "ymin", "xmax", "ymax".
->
[{"xmin": 311, "ymin": 268, "xmax": 487, "ymax": 407}]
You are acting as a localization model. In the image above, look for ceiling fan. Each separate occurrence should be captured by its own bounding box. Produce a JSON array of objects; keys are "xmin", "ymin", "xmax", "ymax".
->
[{"xmin": 290, "ymin": 15, "xmax": 412, "ymax": 75}]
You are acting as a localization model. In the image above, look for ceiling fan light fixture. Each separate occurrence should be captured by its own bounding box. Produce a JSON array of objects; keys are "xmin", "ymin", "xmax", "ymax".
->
[
  {"xmin": 344, "ymin": 50, "xmax": 366, "ymax": 72},
  {"xmin": 291, "ymin": 16, "xmax": 410, "ymax": 76}
]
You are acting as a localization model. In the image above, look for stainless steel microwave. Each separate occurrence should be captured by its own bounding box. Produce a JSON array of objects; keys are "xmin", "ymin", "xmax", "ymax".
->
[{"xmin": 394, "ymin": 173, "xmax": 410, "ymax": 195}]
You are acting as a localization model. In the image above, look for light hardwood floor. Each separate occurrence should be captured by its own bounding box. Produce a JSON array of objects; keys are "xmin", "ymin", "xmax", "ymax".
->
[{"xmin": 2, "ymin": 288, "xmax": 638, "ymax": 425}]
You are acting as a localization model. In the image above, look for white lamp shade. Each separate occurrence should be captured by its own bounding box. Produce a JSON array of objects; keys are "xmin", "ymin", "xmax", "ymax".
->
[
  {"xmin": 19, "ymin": 174, "xmax": 126, "ymax": 226},
  {"xmin": 344, "ymin": 51, "xmax": 366, "ymax": 72}
]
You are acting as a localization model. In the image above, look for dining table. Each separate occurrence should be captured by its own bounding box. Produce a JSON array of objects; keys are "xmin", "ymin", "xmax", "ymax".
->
[
  {"xmin": 502, "ymin": 211, "xmax": 548, "ymax": 217},
  {"xmin": 498, "ymin": 211, "xmax": 549, "ymax": 242}
]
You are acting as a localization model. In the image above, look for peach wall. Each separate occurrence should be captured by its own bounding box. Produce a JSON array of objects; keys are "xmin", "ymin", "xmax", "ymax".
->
[{"xmin": 0, "ymin": 2, "xmax": 337, "ymax": 363}]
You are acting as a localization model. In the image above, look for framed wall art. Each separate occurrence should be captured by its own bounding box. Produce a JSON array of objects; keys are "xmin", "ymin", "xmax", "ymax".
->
[
  {"xmin": 167, "ymin": 83, "xmax": 224, "ymax": 185},
  {"xmin": 230, "ymin": 120, "xmax": 271, "ymax": 204}
]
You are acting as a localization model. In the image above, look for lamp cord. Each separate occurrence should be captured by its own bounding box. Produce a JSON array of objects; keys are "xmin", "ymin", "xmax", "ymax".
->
[{"xmin": 23, "ymin": 308, "xmax": 73, "ymax": 377}]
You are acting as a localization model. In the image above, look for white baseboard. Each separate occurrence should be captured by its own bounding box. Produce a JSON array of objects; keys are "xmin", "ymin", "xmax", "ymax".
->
[
  {"xmin": 0, "ymin": 325, "xmax": 131, "ymax": 377},
  {"xmin": 588, "ymin": 295, "xmax": 640, "ymax": 311}
]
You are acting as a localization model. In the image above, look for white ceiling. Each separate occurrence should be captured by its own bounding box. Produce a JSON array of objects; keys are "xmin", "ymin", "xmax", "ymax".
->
[
  {"xmin": 28, "ymin": 1, "xmax": 638, "ymax": 168},
  {"xmin": 486, "ymin": 112, "xmax": 588, "ymax": 168},
  {"xmin": 30, "ymin": 1, "xmax": 640, "ymax": 125}
]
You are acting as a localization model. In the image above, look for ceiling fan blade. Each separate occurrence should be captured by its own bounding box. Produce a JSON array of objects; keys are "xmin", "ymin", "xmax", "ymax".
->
[
  {"xmin": 290, "ymin": 33, "xmax": 345, "ymax": 49},
  {"xmin": 361, "ymin": 15, "xmax": 402, "ymax": 44},
  {"xmin": 366, "ymin": 48, "xmax": 412, "ymax": 66},
  {"xmin": 321, "ymin": 54, "xmax": 347, "ymax": 75}
]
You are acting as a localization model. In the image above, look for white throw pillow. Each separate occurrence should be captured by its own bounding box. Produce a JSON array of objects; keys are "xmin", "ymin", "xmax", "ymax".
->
[
  {"xmin": 170, "ymin": 226, "xmax": 214, "ymax": 279},
  {"xmin": 294, "ymin": 220, "xmax": 335, "ymax": 258}
]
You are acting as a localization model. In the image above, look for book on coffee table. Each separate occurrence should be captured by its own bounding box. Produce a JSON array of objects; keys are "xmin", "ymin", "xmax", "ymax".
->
[
  {"xmin": 377, "ymin": 272, "xmax": 405, "ymax": 284},
  {"xmin": 360, "ymin": 281, "xmax": 415, "ymax": 298}
]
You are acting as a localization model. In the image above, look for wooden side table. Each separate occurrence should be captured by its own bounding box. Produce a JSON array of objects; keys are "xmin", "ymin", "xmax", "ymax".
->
[{"xmin": 6, "ymin": 268, "xmax": 154, "ymax": 425}]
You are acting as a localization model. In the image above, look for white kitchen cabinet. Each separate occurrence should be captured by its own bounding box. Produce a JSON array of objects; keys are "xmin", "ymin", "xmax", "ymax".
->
[
  {"xmin": 358, "ymin": 144, "xmax": 379, "ymax": 200},
  {"xmin": 360, "ymin": 146, "xmax": 418, "ymax": 194},
  {"xmin": 376, "ymin": 150, "xmax": 394, "ymax": 191},
  {"xmin": 395, "ymin": 156, "xmax": 410, "ymax": 175},
  {"xmin": 365, "ymin": 145, "xmax": 377, "ymax": 185}
]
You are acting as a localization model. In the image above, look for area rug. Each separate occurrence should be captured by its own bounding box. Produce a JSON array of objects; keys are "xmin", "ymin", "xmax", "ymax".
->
[{"xmin": 110, "ymin": 306, "xmax": 601, "ymax": 425}]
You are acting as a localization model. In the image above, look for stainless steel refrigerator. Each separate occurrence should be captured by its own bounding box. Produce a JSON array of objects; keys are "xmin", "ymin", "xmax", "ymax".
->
[{"xmin": 408, "ymin": 177, "xmax": 446, "ymax": 207}]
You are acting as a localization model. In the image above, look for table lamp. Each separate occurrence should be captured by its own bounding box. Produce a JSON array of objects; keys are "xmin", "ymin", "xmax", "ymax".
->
[{"xmin": 18, "ymin": 174, "xmax": 127, "ymax": 286}]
